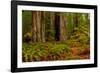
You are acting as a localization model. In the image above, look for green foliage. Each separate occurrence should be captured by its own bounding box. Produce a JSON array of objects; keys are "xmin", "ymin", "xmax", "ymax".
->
[
  {"xmin": 22, "ymin": 42, "xmax": 47, "ymax": 62},
  {"xmin": 45, "ymin": 12, "xmax": 55, "ymax": 41},
  {"xmin": 22, "ymin": 10, "xmax": 32, "ymax": 39},
  {"xmin": 23, "ymin": 32, "xmax": 32, "ymax": 42},
  {"xmin": 66, "ymin": 13, "xmax": 74, "ymax": 38},
  {"xmin": 22, "ymin": 42, "xmax": 71, "ymax": 62},
  {"xmin": 67, "ymin": 13, "xmax": 90, "ymax": 49},
  {"xmin": 50, "ymin": 44, "xmax": 70, "ymax": 55}
]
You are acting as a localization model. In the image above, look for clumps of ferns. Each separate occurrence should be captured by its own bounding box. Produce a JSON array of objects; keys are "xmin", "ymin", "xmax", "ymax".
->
[
  {"xmin": 48, "ymin": 44, "xmax": 71, "ymax": 60},
  {"xmin": 66, "ymin": 31, "xmax": 90, "ymax": 49},
  {"xmin": 22, "ymin": 43, "xmax": 47, "ymax": 62},
  {"xmin": 22, "ymin": 43, "xmax": 71, "ymax": 62}
]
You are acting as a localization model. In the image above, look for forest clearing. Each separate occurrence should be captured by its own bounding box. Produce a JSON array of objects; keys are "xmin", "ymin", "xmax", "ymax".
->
[{"xmin": 22, "ymin": 11, "xmax": 90, "ymax": 62}]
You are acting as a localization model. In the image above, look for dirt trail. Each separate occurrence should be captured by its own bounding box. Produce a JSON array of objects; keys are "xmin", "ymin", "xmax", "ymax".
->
[{"xmin": 69, "ymin": 48, "xmax": 90, "ymax": 59}]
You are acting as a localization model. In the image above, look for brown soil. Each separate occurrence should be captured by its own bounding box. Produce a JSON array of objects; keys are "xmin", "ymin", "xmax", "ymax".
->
[{"xmin": 70, "ymin": 48, "xmax": 90, "ymax": 59}]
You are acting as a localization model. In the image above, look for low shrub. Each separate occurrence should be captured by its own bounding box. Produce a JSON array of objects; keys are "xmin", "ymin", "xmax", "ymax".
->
[{"xmin": 22, "ymin": 42, "xmax": 71, "ymax": 62}]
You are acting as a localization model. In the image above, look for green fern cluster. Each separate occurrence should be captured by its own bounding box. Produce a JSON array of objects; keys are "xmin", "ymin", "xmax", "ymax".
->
[{"xmin": 22, "ymin": 42, "xmax": 71, "ymax": 62}]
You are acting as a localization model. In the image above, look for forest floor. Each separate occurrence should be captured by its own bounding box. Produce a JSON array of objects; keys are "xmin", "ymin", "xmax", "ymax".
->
[
  {"xmin": 22, "ymin": 42, "xmax": 90, "ymax": 62},
  {"xmin": 69, "ymin": 48, "xmax": 90, "ymax": 60}
]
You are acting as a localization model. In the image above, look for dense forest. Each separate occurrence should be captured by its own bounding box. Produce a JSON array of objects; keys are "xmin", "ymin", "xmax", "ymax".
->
[{"xmin": 22, "ymin": 10, "xmax": 90, "ymax": 62}]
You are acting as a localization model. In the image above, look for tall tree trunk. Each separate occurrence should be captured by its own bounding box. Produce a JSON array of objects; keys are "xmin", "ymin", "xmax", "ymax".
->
[
  {"xmin": 32, "ymin": 11, "xmax": 37, "ymax": 42},
  {"xmin": 32, "ymin": 11, "xmax": 42, "ymax": 42},
  {"xmin": 54, "ymin": 12, "xmax": 60, "ymax": 41},
  {"xmin": 74, "ymin": 13, "xmax": 79, "ymax": 27},
  {"xmin": 36, "ymin": 11, "xmax": 41, "ymax": 42},
  {"xmin": 60, "ymin": 13, "xmax": 67, "ymax": 41},
  {"xmin": 67, "ymin": 13, "xmax": 74, "ymax": 38},
  {"xmin": 70, "ymin": 13, "xmax": 74, "ymax": 34},
  {"xmin": 50, "ymin": 12, "xmax": 55, "ymax": 40},
  {"xmin": 41, "ymin": 12, "xmax": 45, "ymax": 42}
]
